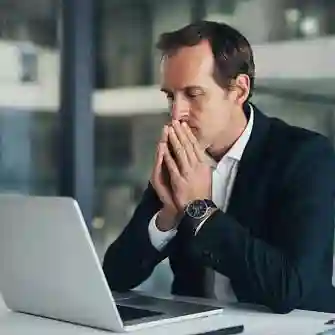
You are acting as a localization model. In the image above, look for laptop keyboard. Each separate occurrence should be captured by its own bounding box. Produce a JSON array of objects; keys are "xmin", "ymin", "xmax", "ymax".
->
[
  {"xmin": 116, "ymin": 304, "xmax": 163, "ymax": 321},
  {"xmin": 123, "ymin": 295, "xmax": 223, "ymax": 314}
]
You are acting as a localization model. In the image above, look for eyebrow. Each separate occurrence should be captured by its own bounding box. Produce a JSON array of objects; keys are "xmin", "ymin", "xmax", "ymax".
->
[
  {"xmin": 160, "ymin": 86, "xmax": 205, "ymax": 93},
  {"xmin": 160, "ymin": 88, "xmax": 171, "ymax": 94},
  {"xmin": 185, "ymin": 85, "xmax": 205, "ymax": 92}
]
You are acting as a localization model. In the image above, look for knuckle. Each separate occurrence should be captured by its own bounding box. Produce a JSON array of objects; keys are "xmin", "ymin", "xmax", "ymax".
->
[{"xmin": 182, "ymin": 168, "xmax": 190, "ymax": 178}]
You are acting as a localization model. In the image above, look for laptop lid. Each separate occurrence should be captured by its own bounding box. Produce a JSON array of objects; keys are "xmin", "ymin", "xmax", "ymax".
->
[{"xmin": 0, "ymin": 195, "xmax": 125, "ymax": 332}]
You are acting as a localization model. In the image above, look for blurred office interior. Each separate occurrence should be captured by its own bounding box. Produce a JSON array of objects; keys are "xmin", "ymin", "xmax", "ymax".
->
[{"xmin": 0, "ymin": 0, "xmax": 334, "ymax": 292}]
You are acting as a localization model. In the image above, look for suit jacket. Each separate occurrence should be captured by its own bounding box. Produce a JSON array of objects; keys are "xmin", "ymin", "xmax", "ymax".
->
[{"xmin": 102, "ymin": 104, "xmax": 335, "ymax": 314}]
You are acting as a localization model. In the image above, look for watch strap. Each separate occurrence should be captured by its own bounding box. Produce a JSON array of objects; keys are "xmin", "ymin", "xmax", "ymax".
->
[
  {"xmin": 182, "ymin": 206, "xmax": 218, "ymax": 235},
  {"xmin": 204, "ymin": 199, "xmax": 216, "ymax": 208},
  {"xmin": 194, "ymin": 207, "xmax": 218, "ymax": 235}
]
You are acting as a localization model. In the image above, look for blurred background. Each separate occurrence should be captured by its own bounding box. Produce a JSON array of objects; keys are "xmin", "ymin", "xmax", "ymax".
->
[{"xmin": 0, "ymin": 0, "xmax": 335, "ymax": 293}]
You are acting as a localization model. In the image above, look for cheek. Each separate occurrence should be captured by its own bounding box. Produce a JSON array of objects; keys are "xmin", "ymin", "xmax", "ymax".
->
[
  {"xmin": 188, "ymin": 100, "xmax": 212, "ymax": 127},
  {"xmin": 189, "ymin": 98, "xmax": 212, "ymax": 118},
  {"xmin": 189, "ymin": 96, "xmax": 226, "ymax": 129}
]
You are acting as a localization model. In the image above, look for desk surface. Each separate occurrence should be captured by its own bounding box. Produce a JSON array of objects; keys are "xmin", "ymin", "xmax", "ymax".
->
[{"xmin": 1, "ymin": 293, "xmax": 335, "ymax": 335}]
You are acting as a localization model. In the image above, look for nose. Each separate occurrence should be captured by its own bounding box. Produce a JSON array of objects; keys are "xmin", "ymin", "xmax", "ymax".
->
[{"xmin": 170, "ymin": 95, "xmax": 189, "ymax": 121}]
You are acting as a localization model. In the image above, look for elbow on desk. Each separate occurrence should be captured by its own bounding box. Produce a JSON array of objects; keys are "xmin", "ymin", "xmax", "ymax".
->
[
  {"xmin": 259, "ymin": 271, "xmax": 307, "ymax": 314},
  {"xmin": 266, "ymin": 299, "xmax": 297, "ymax": 314},
  {"xmin": 263, "ymin": 283, "xmax": 312, "ymax": 314},
  {"xmin": 258, "ymin": 254, "xmax": 323, "ymax": 314}
]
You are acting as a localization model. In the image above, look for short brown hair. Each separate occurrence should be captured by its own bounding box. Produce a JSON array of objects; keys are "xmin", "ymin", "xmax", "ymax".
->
[{"xmin": 156, "ymin": 21, "xmax": 255, "ymax": 99}]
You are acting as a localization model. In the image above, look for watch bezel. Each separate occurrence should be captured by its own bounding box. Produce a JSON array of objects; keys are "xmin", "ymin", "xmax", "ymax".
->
[{"xmin": 185, "ymin": 199, "xmax": 209, "ymax": 220}]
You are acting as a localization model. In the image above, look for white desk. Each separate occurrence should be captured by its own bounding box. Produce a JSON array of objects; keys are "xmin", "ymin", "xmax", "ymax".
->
[{"xmin": 1, "ymin": 293, "xmax": 335, "ymax": 335}]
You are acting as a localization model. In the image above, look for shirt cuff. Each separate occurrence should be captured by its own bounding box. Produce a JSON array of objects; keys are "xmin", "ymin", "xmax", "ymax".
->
[{"xmin": 148, "ymin": 211, "xmax": 177, "ymax": 251}]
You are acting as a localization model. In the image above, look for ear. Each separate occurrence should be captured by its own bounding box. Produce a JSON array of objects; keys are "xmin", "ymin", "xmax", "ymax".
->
[{"xmin": 232, "ymin": 74, "xmax": 251, "ymax": 106}]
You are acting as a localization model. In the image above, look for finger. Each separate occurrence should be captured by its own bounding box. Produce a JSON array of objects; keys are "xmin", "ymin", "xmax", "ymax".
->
[
  {"xmin": 172, "ymin": 120, "xmax": 197, "ymax": 165},
  {"xmin": 181, "ymin": 122, "xmax": 206, "ymax": 162},
  {"xmin": 152, "ymin": 141, "xmax": 165, "ymax": 180},
  {"xmin": 164, "ymin": 144, "xmax": 181, "ymax": 179},
  {"xmin": 153, "ymin": 125, "xmax": 169, "ymax": 177},
  {"xmin": 168, "ymin": 126, "xmax": 189, "ymax": 171},
  {"xmin": 152, "ymin": 148, "xmax": 173, "ymax": 204},
  {"xmin": 160, "ymin": 125, "xmax": 169, "ymax": 143},
  {"xmin": 152, "ymin": 143, "xmax": 173, "ymax": 192}
]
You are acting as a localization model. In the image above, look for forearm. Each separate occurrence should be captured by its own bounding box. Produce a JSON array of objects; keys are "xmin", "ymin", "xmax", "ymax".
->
[
  {"xmin": 189, "ymin": 210, "xmax": 324, "ymax": 313},
  {"xmin": 102, "ymin": 183, "xmax": 169, "ymax": 291},
  {"xmin": 103, "ymin": 222, "xmax": 167, "ymax": 291}
]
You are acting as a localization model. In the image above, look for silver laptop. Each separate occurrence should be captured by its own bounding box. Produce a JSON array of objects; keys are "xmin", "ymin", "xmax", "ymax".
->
[{"xmin": 0, "ymin": 195, "xmax": 243, "ymax": 333}]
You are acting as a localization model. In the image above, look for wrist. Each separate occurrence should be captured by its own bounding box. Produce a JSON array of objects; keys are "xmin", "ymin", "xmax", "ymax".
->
[{"xmin": 156, "ymin": 207, "xmax": 179, "ymax": 232}]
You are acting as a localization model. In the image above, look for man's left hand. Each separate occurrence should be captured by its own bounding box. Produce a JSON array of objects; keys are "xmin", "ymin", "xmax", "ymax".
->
[{"xmin": 164, "ymin": 120, "xmax": 212, "ymax": 212}]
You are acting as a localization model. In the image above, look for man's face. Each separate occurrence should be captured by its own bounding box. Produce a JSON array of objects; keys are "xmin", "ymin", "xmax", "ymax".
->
[{"xmin": 160, "ymin": 40, "xmax": 246, "ymax": 150}]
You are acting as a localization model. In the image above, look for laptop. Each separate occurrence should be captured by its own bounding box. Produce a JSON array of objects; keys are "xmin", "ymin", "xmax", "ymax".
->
[{"xmin": 0, "ymin": 195, "xmax": 244, "ymax": 333}]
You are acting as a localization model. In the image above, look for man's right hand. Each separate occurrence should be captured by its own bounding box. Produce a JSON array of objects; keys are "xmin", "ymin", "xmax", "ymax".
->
[{"xmin": 150, "ymin": 125, "xmax": 179, "ymax": 231}]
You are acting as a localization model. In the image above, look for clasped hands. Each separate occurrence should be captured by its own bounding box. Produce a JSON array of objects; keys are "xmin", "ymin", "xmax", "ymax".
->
[{"xmin": 151, "ymin": 120, "xmax": 212, "ymax": 227}]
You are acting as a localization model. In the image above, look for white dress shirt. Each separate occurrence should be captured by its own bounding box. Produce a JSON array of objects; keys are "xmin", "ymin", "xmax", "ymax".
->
[{"xmin": 148, "ymin": 105, "xmax": 254, "ymax": 302}]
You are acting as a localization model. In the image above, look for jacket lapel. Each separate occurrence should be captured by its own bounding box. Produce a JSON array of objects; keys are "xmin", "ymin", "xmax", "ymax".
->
[{"xmin": 226, "ymin": 104, "xmax": 271, "ymax": 227}]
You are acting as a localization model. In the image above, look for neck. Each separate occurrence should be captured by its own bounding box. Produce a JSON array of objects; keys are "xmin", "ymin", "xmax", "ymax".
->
[{"xmin": 207, "ymin": 107, "xmax": 248, "ymax": 162}]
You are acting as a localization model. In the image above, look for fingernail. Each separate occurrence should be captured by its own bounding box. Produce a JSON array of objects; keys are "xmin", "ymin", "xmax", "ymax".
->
[{"xmin": 181, "ymin": 122, "xmax": 187, "ymax": 128}]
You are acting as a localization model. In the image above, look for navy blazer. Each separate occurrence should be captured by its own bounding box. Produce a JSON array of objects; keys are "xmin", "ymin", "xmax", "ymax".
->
[{"xmin": 103, "ymin": 105, "xmax": 335, "ymax": 314}]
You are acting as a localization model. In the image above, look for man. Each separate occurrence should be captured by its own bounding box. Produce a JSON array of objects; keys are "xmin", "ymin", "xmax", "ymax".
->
[{"xmin": 102, "ymin": 21, "xmax": 335, "ymax": 314}]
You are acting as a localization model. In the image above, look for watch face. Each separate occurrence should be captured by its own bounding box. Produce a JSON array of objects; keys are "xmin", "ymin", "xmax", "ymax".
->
[{"xmin": 186, "ymin": 200, "xmax": 208, "ymax": 219}]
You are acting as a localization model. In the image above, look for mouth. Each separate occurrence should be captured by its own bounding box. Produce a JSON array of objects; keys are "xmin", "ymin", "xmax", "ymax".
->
[
  {"xmin": 185, "ymin": 122, "xmax": 196, "ymax": 130},
  {"xmin": 189, "ymin": 126, "xmax": 198, "ymax": 134}
]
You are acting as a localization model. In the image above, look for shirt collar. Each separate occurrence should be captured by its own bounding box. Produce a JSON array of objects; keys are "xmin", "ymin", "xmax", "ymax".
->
[
  {"xmin": 225, "ymin": 103, "xmax": 254, "ymax": 161},
  {"xmin": 207, "ymin": 103, "xmax": 254, "ymax": 171}
]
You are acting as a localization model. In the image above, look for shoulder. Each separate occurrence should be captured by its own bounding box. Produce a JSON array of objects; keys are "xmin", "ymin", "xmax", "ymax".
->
[
  {"xmin": 267, "ymin": 115, "xmax": 334, "ymax": 157},
  {"xmin": 251, "ymin": 104, "xmax": 333, "ymax": 158},
  {"xmin": 265, "ymin": 115, "xmax": 335, "ymax": 183}
]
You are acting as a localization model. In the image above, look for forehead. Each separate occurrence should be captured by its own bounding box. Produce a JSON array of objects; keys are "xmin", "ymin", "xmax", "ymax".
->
[{"xmin": 160, "ymin": 40, "xmax": 214, "ymax": 89}]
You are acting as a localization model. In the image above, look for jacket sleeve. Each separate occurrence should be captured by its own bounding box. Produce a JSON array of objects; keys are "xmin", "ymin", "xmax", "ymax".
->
[
  {"xmin": 102, "ymin": 183, "xmax": 170, "ymax": 291},
  {"xmin": 188, "ymin": 135, "xmax": 335, "ymax": 313}
]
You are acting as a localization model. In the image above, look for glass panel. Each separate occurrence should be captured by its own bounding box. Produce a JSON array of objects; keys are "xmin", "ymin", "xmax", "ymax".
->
[
  {"xmin": 95, "ymin": 0, "xmax": 153, "ymax": 89},
  {"xmin": 253, "ymin": 91, "xmax": 334, "ymax": 138},
  {"xmin": 203, "ymin": 0, "xmax": 335, "ymax": 43},
  {"xmin": 0, "ymin": 0, "xmax": 60, "ymax": 195}
]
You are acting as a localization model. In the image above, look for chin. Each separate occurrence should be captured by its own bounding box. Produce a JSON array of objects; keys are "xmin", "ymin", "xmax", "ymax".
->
[{"xmin": 195, "ymin": 135, "xmax": 209, "ymax": 149}]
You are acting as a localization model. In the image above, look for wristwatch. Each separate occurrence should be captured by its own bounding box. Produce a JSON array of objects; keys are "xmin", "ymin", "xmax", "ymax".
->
[{"xmin": 183, "ymin": 199, "xmax": 218, "ymax": 234}]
